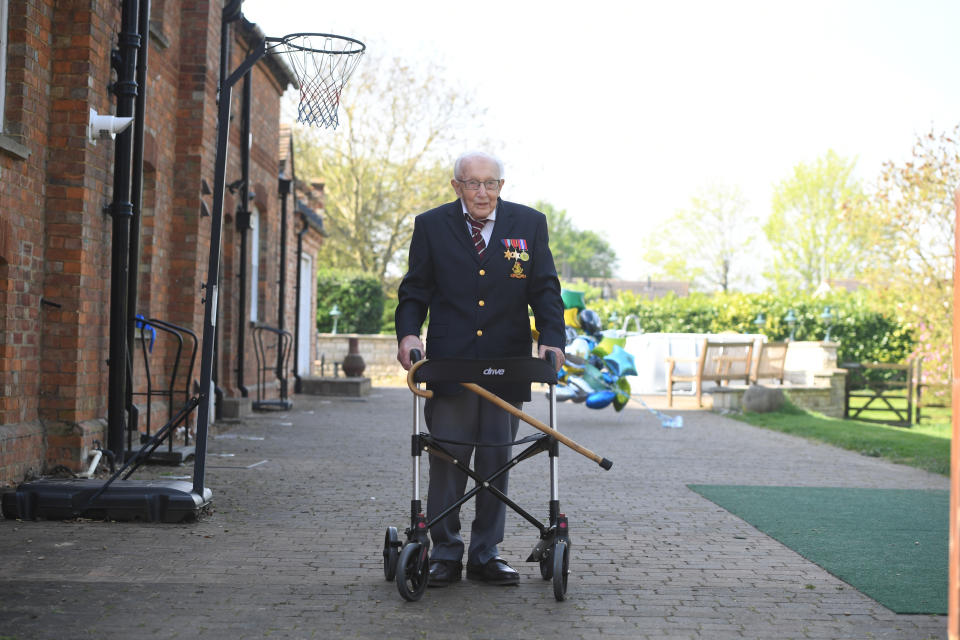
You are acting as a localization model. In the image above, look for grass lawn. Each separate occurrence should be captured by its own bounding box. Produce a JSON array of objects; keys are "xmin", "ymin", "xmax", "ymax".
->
[{"xmin": 732, "ymin": 400, "xmax": 951, "ymax": 476}]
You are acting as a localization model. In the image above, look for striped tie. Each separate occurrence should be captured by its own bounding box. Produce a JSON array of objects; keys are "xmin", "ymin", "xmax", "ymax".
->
[{"xmin": 465, "ymin": 213, "xmax": 487, "ymax": 256}]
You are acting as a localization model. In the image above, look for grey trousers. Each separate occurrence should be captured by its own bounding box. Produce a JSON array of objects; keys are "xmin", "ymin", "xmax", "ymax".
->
[{"xmin": 424, "ymin": 391, "xmax": 521, "ymax": 566}]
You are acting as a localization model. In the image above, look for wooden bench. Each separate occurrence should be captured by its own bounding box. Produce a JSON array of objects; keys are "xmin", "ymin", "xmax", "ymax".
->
[
  {"xmin": 666, "ymin": 339, "xmax": 754, "ymax": 407},
  {"xmin": 751, "ymin": 341, "xmax": 788, "ymax": 384}
]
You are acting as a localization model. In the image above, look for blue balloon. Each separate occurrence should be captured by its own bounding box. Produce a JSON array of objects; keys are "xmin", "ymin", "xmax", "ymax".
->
[
  {"xmin": 603, "ymin": 344, "xmax": 638, "ymax": 378},
  {"xmin": 585, "ymin": 389, "xmax": 616, "ymax": 409},
  {"xmin": 601, "ymin": 371, "xmax": 616, "ymax": 385},
  {"xmin": 578, "ymin": 309, "xmax": 602, "ymax": 336}
]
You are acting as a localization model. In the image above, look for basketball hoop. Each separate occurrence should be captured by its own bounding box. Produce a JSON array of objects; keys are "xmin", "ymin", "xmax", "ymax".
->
[
  {"xmin": 188, "ymin": 32, "xmax": 366, "ymax": 498},
  {"xmin": 267, "ymin": 33, "xmax": 366, "ymax": 129}
]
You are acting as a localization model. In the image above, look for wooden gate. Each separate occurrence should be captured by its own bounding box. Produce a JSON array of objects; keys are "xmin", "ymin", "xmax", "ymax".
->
[{"xmin": 843, "ymin": 361, "xmax": 914, "ymax": 427}]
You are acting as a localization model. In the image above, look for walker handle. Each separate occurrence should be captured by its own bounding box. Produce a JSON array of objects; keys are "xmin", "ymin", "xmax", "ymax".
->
[{"xmin": 406, "ymin": 357, "xmax": 433, "ymax": 398}]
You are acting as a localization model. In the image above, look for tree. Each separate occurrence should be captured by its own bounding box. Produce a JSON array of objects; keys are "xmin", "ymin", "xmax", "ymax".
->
[
  {"xmin": 869, "ymin": 125, "xmax": 960, "ymax": 398},
  {"xmin": 294, "ymin": 55, "xmax": 483, "ymax": 285},
  {"xmin": 536, "ymin": 201, "xmax": 618, "ymax": 278},
  {"xmin": 764, "ymin": 150, "xmax": 873, "ymax": 293},
  {"xmin": 642, "ymin": 184, "xmax": 757, "ymax": 292}
]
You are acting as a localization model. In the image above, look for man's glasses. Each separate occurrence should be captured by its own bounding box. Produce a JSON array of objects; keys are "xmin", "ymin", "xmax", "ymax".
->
[{"xmin": 457, "ymin": 179, "xmax": 501, "ymax": 191}]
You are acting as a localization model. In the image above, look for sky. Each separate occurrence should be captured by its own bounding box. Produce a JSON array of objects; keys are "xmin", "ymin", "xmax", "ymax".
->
[{"xmin": 241, "ymin": 0, "xmax": 960, "ymax": 281}]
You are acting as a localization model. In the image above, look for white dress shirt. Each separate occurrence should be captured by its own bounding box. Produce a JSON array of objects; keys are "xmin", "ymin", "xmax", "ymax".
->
[{"xmin": 462, "ymin": 204, "xmax": 497, "ymax": 247}]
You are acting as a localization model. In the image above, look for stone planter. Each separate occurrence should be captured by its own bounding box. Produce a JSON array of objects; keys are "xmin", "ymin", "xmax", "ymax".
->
[{"xmin": 341, "ymin": 337, "xmax": 366, "ymax": 377}]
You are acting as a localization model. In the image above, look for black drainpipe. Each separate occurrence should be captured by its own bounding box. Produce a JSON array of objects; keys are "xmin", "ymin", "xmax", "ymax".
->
[
  {"xmin": 293, "ymin": 211, "xmax": 309, "ymax": 393},
  {"xmin": 277, "ymin": 176, "xmax": 290, "ymax": 397},
  {"xmin": 124, "ymin": 0, "xmax": 150, "ymax": 442},
  {"xmin": 106, "ymin": 0, "xmax": 140, "ymax": 458},
  {"xmin": 235, "ymin": 70, "xmax": 251, "ymax": 398},
  {"xmin": 214, "ymin": 0, "xmax": 242, "ymax": 415}
]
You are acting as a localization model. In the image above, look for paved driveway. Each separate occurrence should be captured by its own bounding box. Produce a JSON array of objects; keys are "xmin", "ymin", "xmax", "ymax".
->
[{"xmin": 0, "ymin": 387, "xmax": 948, "ymax": 639}]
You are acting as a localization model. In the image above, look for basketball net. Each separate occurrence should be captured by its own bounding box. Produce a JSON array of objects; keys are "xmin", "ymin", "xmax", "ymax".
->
[{"xmin": 269, "ymin": 34, "xmax": 365, "ymax": 129}]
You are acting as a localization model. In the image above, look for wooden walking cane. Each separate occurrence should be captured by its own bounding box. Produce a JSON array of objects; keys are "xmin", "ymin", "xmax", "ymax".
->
[{"xmin": 407, "ymin": 360, "xmax": 613, "ymax": 471}]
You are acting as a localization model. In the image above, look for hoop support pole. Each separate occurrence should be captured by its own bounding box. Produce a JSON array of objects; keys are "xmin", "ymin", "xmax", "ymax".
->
[{"xmin": 192, "ymin": 38, "xmax": 268, "ymax": 496}]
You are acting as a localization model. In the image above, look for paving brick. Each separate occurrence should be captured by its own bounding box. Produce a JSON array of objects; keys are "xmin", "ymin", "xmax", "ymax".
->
[{"xmin": 0, "ymin": 389, "xmax": 949, "ymax": 639}]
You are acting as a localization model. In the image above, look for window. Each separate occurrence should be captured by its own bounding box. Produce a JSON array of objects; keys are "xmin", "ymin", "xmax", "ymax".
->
[
  {"xmin": 0, "ymin": 0, "xmax": 9, "ymax": 131},
  {"xmin": 249, "ymin": 207, "xmax": 260, "ymax": 323},
  {"xmin": 0, "ymin": 0, "xmax": 27, "ymax": 159}
]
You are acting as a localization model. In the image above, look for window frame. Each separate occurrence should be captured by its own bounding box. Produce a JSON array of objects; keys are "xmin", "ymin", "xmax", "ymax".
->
[
  {"xmin": 249, "ymin": 207, "xmax": 260, "ymax": 323},
  {"xmin": 0, "ymin": 0, "xmax": 9, "ymax": 133}
]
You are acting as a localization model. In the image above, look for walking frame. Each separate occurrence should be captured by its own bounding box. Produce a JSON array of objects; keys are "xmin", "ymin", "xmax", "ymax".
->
[{"xmin": 382, "ymin": 351, "xmax": 612, "ymax": 602}]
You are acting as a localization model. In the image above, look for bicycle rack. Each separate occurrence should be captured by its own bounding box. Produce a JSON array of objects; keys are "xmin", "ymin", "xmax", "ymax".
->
[
  {"xmin": 252, "ymin": 323, "xmax": 293, "ymax": 410},
  {"xmin": 128, "ymin": 317, "xmax": 199, "ymax": 463}
]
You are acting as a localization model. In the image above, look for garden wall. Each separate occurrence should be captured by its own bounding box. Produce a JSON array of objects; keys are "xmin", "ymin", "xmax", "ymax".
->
[{"xmin": 313, "ymin": 334, "xmax": 404, "ymax": 380}]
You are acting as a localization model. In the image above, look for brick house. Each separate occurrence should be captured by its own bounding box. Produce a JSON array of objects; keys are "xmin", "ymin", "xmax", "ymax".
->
[
  {"xmin": 583, "ymin": 277, "xmax": 691, "ymax": 300},
  {"xmin": 0, "ymin": 0, "xmax": 325, "ymax": 486}
]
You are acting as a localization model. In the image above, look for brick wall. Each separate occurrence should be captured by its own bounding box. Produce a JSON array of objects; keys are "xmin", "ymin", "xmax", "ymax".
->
[
  {"xmin": 42, "ymin": 0, "xmax": 116, "ymax": 426},
  {"xmin": 313, "ymin": 334, "xmax": 406, "ymax": 380},
  {"xmin": 0, "ymin": 423, "xmax": 45, "ymax": 481},
  {"xmin": 0, "ymin": 1, "xmax": 316, "ymax": 486},
  {"xmin": 0, "ymin": 0, "xmax": 55, "ymax": 429}
]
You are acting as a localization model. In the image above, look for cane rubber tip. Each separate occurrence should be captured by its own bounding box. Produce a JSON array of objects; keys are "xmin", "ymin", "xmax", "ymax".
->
[{"xmin": 600, "ymin": 458, "xmax": 613, "ymax": 470}]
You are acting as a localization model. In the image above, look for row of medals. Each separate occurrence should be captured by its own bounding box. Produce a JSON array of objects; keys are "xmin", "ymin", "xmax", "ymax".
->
[{"xmin": 505, "ymin": 247, "xmax": 528, "ymax": 278}]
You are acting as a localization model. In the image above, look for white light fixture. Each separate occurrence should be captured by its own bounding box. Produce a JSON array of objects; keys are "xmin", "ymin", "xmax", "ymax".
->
[{"xmin": 88, "ymin": 108, "xmax": 134, "ymax": 144}]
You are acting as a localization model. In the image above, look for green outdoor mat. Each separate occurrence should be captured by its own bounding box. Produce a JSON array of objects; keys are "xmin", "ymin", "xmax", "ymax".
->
[{"xmin": 687, "ymin": 485, "xmax": 948, "ymax": 614}]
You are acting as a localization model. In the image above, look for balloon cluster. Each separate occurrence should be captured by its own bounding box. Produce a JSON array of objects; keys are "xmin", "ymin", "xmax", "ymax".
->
[{"xmin": 553, "ymin": 289, "xmax": 637, "ymax": 411}]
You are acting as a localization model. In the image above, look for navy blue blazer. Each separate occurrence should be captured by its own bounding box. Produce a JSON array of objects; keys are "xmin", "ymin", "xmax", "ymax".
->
[{"xmin": 396, "ymin": 198, "xmax": 565, "ymax": 401}]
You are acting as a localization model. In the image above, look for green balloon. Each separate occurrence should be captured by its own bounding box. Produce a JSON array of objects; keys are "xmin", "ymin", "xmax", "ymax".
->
[
  {"xmin": 613, "ymin": 377, "xmax": 631, "ymax": 411},
  {"xmin": 561, "ymin": 289, "xmax": 586, "ymax": 310},
  {"xmin": 579, "ymin": 362, "xmax": 608, "ymax": 392},
  {"xmin": 593, "ymin": 335, "xmax": 626, "ymax": 357},
  {"xmin": 613, "ymin": 391, "xmax": 629, "ymax": 412}
]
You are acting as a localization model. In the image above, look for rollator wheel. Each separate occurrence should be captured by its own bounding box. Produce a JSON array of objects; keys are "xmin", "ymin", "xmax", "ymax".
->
[
  {"xmin": 551, "ymin": 540, "xmax": 569, "ymax": 601},
  {"xmin": 383, "ymin": 527, "xmax": 399, "ymax": 581},
  {"xmin": 396, "ymin": 542, "xmax": 430, "ymax": 602},
  {"xmin": 539, "ymin": 545, "xmax": 553, "ymax": 580}
]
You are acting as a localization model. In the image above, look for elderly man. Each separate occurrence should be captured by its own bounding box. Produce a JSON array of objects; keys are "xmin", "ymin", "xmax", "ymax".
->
[{"xmin": 396, "ymin": 150, "xmax": 565, "ymax": 587}]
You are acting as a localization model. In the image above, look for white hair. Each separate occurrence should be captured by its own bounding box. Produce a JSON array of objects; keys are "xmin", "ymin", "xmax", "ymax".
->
[{"xmin": 453, "ymin": 151, "xmax": 504, "ymax": 181}]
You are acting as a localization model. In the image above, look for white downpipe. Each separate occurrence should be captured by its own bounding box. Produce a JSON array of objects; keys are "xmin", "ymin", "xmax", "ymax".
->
[{"xmin": 76, "ymin": 449, "xmax": 103, "ymax": 479}]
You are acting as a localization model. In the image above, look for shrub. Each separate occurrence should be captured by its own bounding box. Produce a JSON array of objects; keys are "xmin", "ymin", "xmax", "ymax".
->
[
  {"xmin": 316, "ymin": 268, "xmax": 385, "ymax": 334},
  {"xmin": 588, "ymin": 289, "xmax": 913, "ymax": 365},
  {"xmin": 381, "ymin": 296, "xmax": 399, "ymax": 335}
]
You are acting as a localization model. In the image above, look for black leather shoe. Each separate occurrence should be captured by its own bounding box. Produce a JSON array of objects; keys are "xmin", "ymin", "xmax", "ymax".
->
[
  {"xmin": 427, "ymin": 560, "xmax": 462, "ymax": 587},
  {"xmin": 466, "ymin": 557, "xmax": 520, "ymax": 586}
]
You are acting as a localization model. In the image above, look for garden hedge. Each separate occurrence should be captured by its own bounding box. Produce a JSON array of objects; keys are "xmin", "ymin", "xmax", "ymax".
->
[
  {"xmin": 316, "ymin": 268, "xmax": 385, "ymax": 334},
  {"xmin": 588, "ymin": 290, "xmax": 913, "ymax": 365}
]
